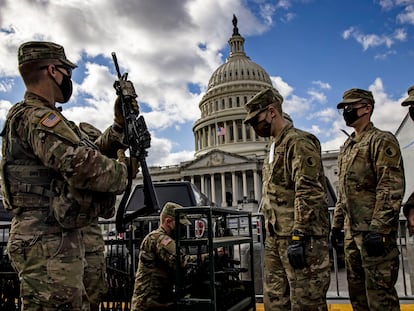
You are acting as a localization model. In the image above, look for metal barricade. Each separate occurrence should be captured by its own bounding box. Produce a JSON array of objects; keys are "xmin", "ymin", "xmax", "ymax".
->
[
  {"xmin": 0, "ymin": 224, "xmax": 20, "ymax": 310},
  {"xmin": 1, "ymin": 212, "xmax": 414, "ymax": 310}
]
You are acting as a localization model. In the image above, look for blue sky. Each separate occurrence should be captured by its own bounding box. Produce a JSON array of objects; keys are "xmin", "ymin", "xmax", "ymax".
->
[{"xmin": 0, "ymin": 0, "xmax": 413, "ymax": 166}]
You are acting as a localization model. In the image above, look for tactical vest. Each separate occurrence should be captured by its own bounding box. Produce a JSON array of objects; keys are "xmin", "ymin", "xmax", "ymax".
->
[{"xmin": 0, "ymin": 100, "xmax": 115, "ymax": 228}]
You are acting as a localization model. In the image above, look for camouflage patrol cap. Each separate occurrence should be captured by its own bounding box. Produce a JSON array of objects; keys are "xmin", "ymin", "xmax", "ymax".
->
[
  {"xmin": 244, "ymin": 87, "xmax": 284, "ymax": 124},
  {"xmin": 161, "ymin": 202, "xmax": 191, "ymax": 225},
  {"xmin": 337, "ymin": 88, "xmax": 375, "ymax": 109},
  {"xmin": 18, "ymin": 41, "xmax": 77, "ymax": 68},
  {"xmin": 401, "ymin": 85, "xmax": 414, "ymax": 106}
]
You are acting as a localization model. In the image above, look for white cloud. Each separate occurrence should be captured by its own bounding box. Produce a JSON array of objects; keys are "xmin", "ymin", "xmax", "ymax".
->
[
  {"xmin": 0, "ymin": 0, "xmax": 271, "ymax": 166},
  {"xmin": 0, "ymin": 79, "xmax": 14, "ymax": 93},
  {"xmin": 0, "ymin": 100, "xmax": 12, "ymax": 120},
  {"xmin": 271, "ymin": 76, "xmax": 294, "ymax": 97},
  {"xmin": 312, "ymin": 81, "xmax": 331, "ymax": 90},
  {"xmin": 397, "ymin": 4, "xmax": 414, "ymax": 24},
  {"xmin": 342, "ymin": 26, "xmax": 406, "ymax": 50},
  {"xmin": 146, "ymin": 136, "xmax": 195, "ymax": 166},
  {"xmin": 307, "ymin": 90, "xmax": 327, "ymax": 104}
]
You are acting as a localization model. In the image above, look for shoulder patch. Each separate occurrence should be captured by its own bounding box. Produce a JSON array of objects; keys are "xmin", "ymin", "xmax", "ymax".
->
[
  {"xmin": 306, "ymin": 156, "xmax": 316, "ymax": 167},
  {"xmin": 385, "ymin": 145, "xmax": 398, "ymax": 158},
  {"xmin": 41, "ymin": 112, "xmax": 61, "ymax": 128},
  {"xmin": 161, "ymin": 236, "xmax": 172, "ymax": 246}
]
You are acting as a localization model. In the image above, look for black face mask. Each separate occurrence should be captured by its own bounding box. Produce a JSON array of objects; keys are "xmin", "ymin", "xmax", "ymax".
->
[
  {"xmin": 254, "ymin": 119, "xmax": 271, "ymax": 137},
  {"xmin": 170, "ymin": 225, "xmax": 187, "ymax": 240},
  {"xmin": 54, "ymin": 69, "xmax": 73, "ymax": 103},
  {"xmin": 342, "ymin": 106, "xmax": 367, "ymax": 126},
  {"xmin": 409, "ymin": 106, "xmax": 414, "ymax": 121}
]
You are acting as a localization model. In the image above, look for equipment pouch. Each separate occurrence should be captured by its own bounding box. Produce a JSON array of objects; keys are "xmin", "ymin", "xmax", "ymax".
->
[{"xmin": 51, "ymin": 181, "xmax": 116, "ymax": 229}]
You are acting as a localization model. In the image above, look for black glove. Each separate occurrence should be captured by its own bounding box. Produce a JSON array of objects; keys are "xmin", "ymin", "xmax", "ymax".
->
[
  {"xmin": 330, "ymin": 227, "xmax": 344, "ymax": 251},
  {"xmin": 287, "ymin": 230, "xmax": 307, "ymax": 269},
  {"xmin": 114, "ymin": 96, "xmax": 139, "ymax": 128},
  {"xmin": 363, "ymin": 231, "xmax": 385, "ymax": 257}
]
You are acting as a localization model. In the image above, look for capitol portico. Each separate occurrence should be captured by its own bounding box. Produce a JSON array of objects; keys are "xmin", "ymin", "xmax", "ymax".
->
[{"xmin": 135, "ymin": 16, "xmax": 339, "ymax": 212}]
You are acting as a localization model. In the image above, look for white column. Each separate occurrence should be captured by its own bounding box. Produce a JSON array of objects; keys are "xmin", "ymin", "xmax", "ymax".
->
[
  {"xmin": 207, "ymin": 126, "xmax": 211, "ymax": 147},
  {"xmin": 242, "ymin": 123, "xmax": 247, "ymax": 142},
  {"xmin": 221, "ymin": 173, "xmax": 227, "ymax": 207},
  {"xmin": 210, "ymin": 174, "xmax": 216, "ymax": 204},
  {"xmin": 191, "ymin": 176, "xmax": 194, "ymax": 184},
  {"xmin": 253, "ymin": 170, "xmax": 260, "ymax": 201},
  {"xmin": 232, "ymin": 172, "xmax": 237, "ymax": 206},
  {"xmin": 201, "ymin": 175, "xmax": 205, "ymax": 194},
  {"xmin": 242, "ymin": 170, "xmax": 247, "ymax": 199},
  {"xmin": 233, "ymin": 120, "xmax": 237, "ymax": 141}
]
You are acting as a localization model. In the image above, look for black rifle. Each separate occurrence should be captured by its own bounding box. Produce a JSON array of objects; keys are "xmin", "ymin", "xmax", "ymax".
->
[{"xmin": 112, "ymin": 52, "xmax": 160, "ymax": 233}]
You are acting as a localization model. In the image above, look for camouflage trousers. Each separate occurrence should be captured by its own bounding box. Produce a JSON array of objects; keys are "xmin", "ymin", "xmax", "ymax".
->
[
  {"xmin": 263, "ymin": 235, "xmax": 330, "ymax": 311},
  {"xmin": 345, "ymin": 231, "xmax": 400, "ymax": 311},
  {"xmin": 7, "ymin": 230, "xmax": 86, "ymax": 311},
  {"xmin": 83, "ymin": 250, "xmax": 108, "ymax": 311}
]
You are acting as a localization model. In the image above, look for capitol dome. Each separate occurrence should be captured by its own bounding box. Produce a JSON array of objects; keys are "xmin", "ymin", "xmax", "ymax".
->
[{"xmin": 193, "ymin": 15, "xmax": 273, "ymax": 158}]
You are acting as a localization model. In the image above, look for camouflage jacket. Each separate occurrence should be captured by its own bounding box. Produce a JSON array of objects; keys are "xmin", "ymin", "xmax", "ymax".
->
[
  {"xmin": 1, "ymin": 92, "xmax": 128, "ymax": 234},
  {"xmin": 261, "ymin": 123, "xmax": 329, "ymax": 237},
  {"xmin": 132, "ymin": 226, "xmax": 195, "ymax": 310},
  {"xmin": 78, "ymin": 122, "xmax": 124, "ymax": 253},
  {"xmin": 332, "ymin": 122, "xmax": 405, "ymax": 234}
]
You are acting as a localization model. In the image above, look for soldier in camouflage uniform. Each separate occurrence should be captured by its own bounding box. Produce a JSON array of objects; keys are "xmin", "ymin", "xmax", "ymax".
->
[
  {"xmin": 244, "ymin": 88, "xmax": 330, "ymax": 311},
  {"xmin": 131, "ymin": 202, "xmax": 194, "ymax": 311},
  {"xmin": 331, "ymin": 88, "xmax": 405, "ymax": 311},
  {"xmin": 1, "ymin": 41, "xmax": 133, "ymax": 310},
  {"xmin": 401, "ymin": 86, "xmax": 414, "ymax": 235}
]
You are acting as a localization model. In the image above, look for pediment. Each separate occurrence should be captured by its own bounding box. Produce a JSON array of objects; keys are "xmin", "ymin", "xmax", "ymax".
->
[{"xmin": 183, "ymin": 149, "xmax": 254, "ymax": 170}]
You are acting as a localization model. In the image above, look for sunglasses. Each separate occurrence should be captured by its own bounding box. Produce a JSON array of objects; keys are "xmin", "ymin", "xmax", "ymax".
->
[
  {"xmin": 340, "ymin": 104, "xmax": 368, "ymax": 113},
  {"xmin": 39, "ymin": 64, "xmax": 72, "ymax": 78}
]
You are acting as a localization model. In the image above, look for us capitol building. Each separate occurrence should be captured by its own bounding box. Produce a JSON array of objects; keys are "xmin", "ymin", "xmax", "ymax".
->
[{"xmin": 135, "ymin": 16, "xmax": 339, "ymax": 212}]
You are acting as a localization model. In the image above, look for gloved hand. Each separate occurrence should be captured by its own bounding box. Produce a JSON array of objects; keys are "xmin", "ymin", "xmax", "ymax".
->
[
  {"xmin": 117, "ymin": 149, "xmax": 140, "ymax": 178},
  {"xmin": 330, "ymin": 227, "xmax": 344, "ymax": 251},
  {"xmin": 287, "ymin": 230, "xmax": 307, "ymax": 269},
  {"xmin": 114, "ymin": 96, "xmax": 139, "ymax": 128},
  {"xmin": 363, "ymin": 231, "xmax": 385, "ymax": 257}
]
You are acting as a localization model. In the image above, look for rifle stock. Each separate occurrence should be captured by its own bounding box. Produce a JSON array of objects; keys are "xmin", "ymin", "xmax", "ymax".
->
[{"xmin": 112, "ymin": 52, "xmax": 160, "ymax": 233}]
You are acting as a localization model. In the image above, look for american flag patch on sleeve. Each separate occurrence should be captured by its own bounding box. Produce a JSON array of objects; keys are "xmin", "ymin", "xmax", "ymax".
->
[
  {"xmin": 41, "ymin": 112, "xmax": 61, "ymax": 128},
  {"xmin": 161, "ymin": 236, "xmax": 172, "ymax": 246}
]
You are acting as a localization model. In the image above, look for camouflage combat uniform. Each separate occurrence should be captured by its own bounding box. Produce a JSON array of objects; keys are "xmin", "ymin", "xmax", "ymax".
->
[
  {"xmin": 262, "ymin": 122, "xmax": 330, "ymax": 311},
  {"xmin": 131, "ymin": 224, "xmax": 194, "ymax": 311},
  {"xmin": 332, "ymin": 122, "xmax": 405, "ymax": 311},
  {"xmin": 2, "ymin": 93, "xmax": 128, "ymax": 310},
  {"xmin": 79, "ymin": 122, "xmax": 125, "ymax": 311}
]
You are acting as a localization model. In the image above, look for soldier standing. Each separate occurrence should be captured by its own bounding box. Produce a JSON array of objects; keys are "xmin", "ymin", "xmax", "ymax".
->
[
  {"xmin": 131, "ymin": 202, "xmax": 194, "ymax": 311},
  {"xmin": 244, "ymin": 88, "xmax": 330, "ymax": 310},
  {"xmin": 401, "ymin": 85, "xmax": 414, "ymax": 235},
  {"xmin": 331, "ymin": 88, "xmax": 405, "ymax": 310},
  {"xmin": 1, "ymin": 41, "xmax": 133, "ymax": 310}
]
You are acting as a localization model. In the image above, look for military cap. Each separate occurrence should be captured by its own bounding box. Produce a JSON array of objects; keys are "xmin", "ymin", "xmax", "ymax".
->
[
  {"xmin": 244, "ymin": 87, "xmax": 284, "ymax": 124},
  {"xmin": 18, "ymin": 41, "xmax": 77, "ymax": 68},
  {"xmin": 161, "ymin": 202, "xmax": 191, "ymax": 225},
  {"xmin": 337, "ymin": 88, "xmax": 375, "ymax": 109},
  {"xmin": 401, "ymin": 85, "xmax": 414, "ymax": 106}
]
